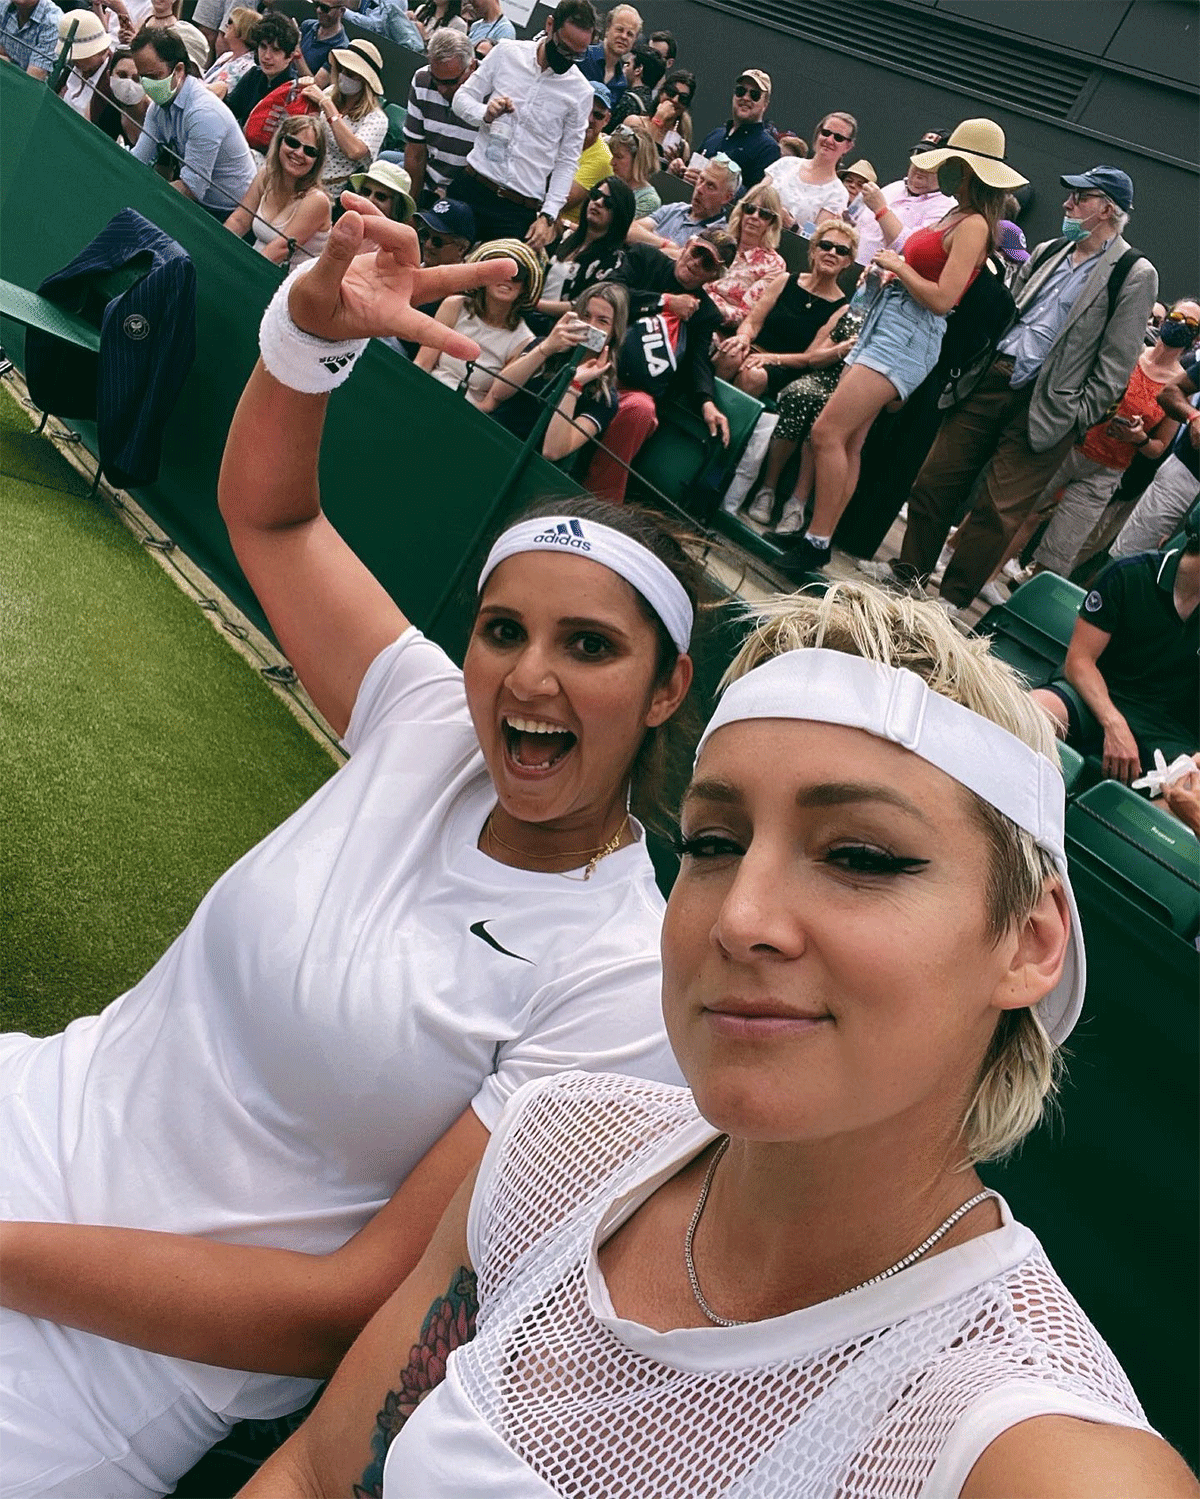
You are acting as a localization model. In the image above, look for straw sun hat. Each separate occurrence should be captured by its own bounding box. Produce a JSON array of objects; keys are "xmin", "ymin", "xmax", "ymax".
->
[
  {"xmin": 330, "ymin": 38, "xmax": 384, "ymax": 96},
  {"xmin": 910, "ymin": 118, "xmax": 1027, "ymax": 190}
]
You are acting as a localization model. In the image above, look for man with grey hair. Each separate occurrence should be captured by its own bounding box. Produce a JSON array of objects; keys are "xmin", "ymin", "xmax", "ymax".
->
[
  {"xmin": 894, "ymin": 165, "xmax": 1158, "ymax": 611},
  {"xmin": 404, "ymin": 28, "xmax": 478, "ymax": 206},
  {"xmin": 627, "ymin": 154, "xmax": 739, "ymax": 254}
]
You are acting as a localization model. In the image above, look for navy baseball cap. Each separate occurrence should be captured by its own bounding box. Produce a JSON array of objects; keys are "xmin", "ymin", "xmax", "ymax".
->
[
  {"xmin": 589, "ymin": 80, "xmax": 612, "ymax": 108},
  {"xmin": 1060, "ymin": 165, "xmax": 1134, "ymax": 212},
  {"xmin": 416, "ymin": 197, "xmax": 476, "ymax": 242}
]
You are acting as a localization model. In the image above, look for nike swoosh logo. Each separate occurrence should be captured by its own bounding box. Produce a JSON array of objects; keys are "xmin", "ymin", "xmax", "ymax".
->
[{"xmin": 469, "ymin": 921, "xmax": 533, "ymax": 964}]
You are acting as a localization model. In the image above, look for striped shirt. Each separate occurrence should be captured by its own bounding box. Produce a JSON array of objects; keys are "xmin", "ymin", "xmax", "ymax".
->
[{"xmin": 403, "ymin": 64, "xmax": 479, "ymax": 197}]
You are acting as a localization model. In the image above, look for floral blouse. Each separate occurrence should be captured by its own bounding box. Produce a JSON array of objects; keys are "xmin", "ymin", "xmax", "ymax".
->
[{"xmin": 707, "ymin": 245, "xmax": 788, "ymax": 329}]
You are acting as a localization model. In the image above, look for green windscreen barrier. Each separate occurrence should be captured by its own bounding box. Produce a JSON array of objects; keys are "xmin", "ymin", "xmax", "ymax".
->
[{"xmin": 0, "ymin": 66, "xmax": 584, "ymax": 657}]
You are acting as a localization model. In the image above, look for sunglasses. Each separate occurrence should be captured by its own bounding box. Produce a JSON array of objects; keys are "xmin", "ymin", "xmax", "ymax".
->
[
  {"xmin": 589, "ymin": 187, "xmax": 613, "ymax": 204},
  {"xmin": 815, "ymin": 239, "xmax": 853, "ymax": 257},
  {"xmin": 819, "ymin": 126, "xmax": 852, "ymax": 143},
  {"xmin": 431, "ymin": 68, "xmax": 467, "ymax": 90},
  {"xmin": 422, "ymin": 231, "xmax": 458, "ymax": 250},
  {"xmin": 733, "ymin": 83, "xmax": 762, "ymax": 102},
  {"xmin": 663, "ymin": 84, "xmax": 692, "ymax": 104},
  {"xmin": 741, "ymin": 203, "xmax": 776, "ymax": 221},
  {"xmin": 549, "ymin": 33, "xmax": 587, "ymax": 63},
  {"xmin": 314, "ymin": 2, "xmax": 337, "ymax": 12},
  {"xmin": 1065, "ymin": 190, "xmax": 1107, "ymax": 206},
  {"xmin": 283, "ymin": 134, "xmax": 319, "ymax": 158},
  {"xmin": 590, "ymin": 106, "xmax": 610, "ymax": 121},
  {"xmin": 1166, "ymin": 310, "xmax": 1200, "ymax": 330},
  {"xmin": 688, "ymin": 247, "xmax": 721, "ymax": 273},
  {"xmin": 358, "ymin": 184, "xmax": 396, "ymax": 204}
]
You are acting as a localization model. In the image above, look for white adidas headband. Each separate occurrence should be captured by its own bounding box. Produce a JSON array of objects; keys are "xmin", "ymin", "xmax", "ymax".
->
[
  {"xmin": 695, "ymin": 649, "xmax": 1085, "ymax": 1046},
  {"xmin": 478, "ymin": 516, "xmax": 694, "ymax": 654}
]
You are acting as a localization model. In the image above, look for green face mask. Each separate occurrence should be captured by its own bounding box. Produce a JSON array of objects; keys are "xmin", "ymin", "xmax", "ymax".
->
[
  {"xmin": 936, "ymin": 160, "xmax": 963, "ymax": 195},
  {"xmin": 141, "ymin": 71, "xmax": 181, "ymax": 106}
]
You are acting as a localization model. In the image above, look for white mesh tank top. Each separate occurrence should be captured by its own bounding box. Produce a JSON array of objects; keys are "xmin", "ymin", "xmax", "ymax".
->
[{"xmin": 385, "ymin": 1073, "xmax": 1153, "ymax": 1498}]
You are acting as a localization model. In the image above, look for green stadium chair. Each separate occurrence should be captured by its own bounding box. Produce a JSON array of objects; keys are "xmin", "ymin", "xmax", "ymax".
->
[
  {"xmin": 977, "ymin": 572, "xmax": 1085, "ymax": 687},
  {"xmin": 1064, "ymin": 778, "xmax": 1200, "ymax": 940},
  {"xmin": 0, "ymin": 277, "xmax": 100, "ymax": 353},
  {"xmin": 631, "ymin": 379, "xmax": 763, "ymax": 521},
  {"xmin": 382, "ymin": 102, "xmax": 407, "ymax": 155},
  {"xmin": 1056, "ymin": 739, "xmax": 1085, "ymax": 796}
]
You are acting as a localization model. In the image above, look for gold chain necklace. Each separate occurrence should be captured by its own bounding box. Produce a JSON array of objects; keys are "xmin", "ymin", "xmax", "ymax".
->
[{"xmin": 485, "ymin": 811, "xmax": 630, "ymax": 881}]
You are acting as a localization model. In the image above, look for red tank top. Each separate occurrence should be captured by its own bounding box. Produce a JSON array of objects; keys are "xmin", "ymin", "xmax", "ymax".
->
[{"xmin": 903, "ymin": 222, "xmax": 981, "ymax": 304}]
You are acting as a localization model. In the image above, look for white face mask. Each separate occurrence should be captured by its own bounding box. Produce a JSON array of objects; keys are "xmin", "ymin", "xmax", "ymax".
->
[
  {"xmin": 111, "ymin": 75, "xmax": 147, "ymax": 104},
  {"xmin": 337, "ymin": 74, "xmax": 363, "ymax": 95}
]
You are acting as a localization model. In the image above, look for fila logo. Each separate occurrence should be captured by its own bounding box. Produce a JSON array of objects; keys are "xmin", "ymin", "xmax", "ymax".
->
[
  {"xmin": 319, "ymin": 353, "xmax": 357, "ymax": 374},
  {"xmin": 533, "ymin": 518, "xmax": 591, "ymax": 551},
  {"xmin": 640, "ymin": 314, "xmax": 677, "ymax": 379}
]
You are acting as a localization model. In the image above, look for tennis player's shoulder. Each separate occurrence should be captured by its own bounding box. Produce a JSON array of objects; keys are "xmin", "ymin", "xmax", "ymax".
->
[{"xmin": 961, "ymin": 1416, "xmax": 1199, "ymax": 1498}]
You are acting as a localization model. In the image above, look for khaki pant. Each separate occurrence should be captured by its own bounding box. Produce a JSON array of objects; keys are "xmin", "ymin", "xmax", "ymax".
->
[{"xmin": 899, "ymin": 359, "xmax": 1075, "ymax": 605}]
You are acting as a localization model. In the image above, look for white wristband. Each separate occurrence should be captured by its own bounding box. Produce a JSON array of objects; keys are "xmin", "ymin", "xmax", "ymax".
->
[{"xmin": 259, "ymin": 262, "xmax": 368, "ymax": 394}]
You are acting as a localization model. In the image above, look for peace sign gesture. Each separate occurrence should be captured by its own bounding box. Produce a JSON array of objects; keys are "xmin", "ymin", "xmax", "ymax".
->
[{"xmin": 288, "ymin": 193, "xmax": 517, "ymax": 359}]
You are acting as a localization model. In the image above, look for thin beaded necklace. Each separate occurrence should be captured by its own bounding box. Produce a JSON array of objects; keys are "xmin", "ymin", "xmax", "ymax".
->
[
  {"xmin": 684, "ymin": 1136, "xmax": 996, "ymax": 1328},
  {"xmin": 485, "ymin": 811, "xmax": 630, "ymax": 881}
]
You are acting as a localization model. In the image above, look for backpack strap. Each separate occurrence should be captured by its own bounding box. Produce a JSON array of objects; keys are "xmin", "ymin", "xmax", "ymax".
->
[{"xmin": 1105, "ymin": 246, "xmax": 1144, "ymax": 322}]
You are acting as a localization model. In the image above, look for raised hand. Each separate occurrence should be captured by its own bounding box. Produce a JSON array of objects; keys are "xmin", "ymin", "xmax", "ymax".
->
[{"xmin": 288, "ymin": 197, "xmax": 517, "ymax": 359}]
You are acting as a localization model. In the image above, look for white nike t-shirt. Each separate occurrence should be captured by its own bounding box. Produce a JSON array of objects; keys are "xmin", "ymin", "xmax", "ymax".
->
[{"xmin": 0, "ymin": 629, "xmax": 680, "ymax": 1496}]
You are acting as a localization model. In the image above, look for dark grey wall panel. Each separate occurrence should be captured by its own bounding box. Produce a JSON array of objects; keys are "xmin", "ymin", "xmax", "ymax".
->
[
  {"xmin": 934, "ymin": 0, "xmax": 1131, "ymax": 58},
  {"xmin": 1105, "ymin": 0, "xmax": 1199, "ymax": 87},
  {"xmin": 665, "ymin": 0, "xmax": 1197, "ymax": 301}
]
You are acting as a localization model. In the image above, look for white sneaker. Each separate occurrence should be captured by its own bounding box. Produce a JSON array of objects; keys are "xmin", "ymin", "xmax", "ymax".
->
[
  {"xmin": 855, "ymin": 558, "xmax": 895, "ymax": 582},
  {"xmin": 1001, "ymin": 558, "xmax": 1029, "ymax": 584},
  {"xmin": 773, "ymin": 497, "xmax": 806, "ymax": 536},
  {"xmin": 978, "ymin": 579, "xmax": 1009, "ymax": 608},
  {"xmin": 931, "ymin": 598, "xmax": 960, "ymax": 622},
  {"xmin": 745, "ymin": 488, "xmax": 775, "ymax": 526},
  {"xmin": 898, "ymin": 503, "xmax": 909, "ymax": 522}
]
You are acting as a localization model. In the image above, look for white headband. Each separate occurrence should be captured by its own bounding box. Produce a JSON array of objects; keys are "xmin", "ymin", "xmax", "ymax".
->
[
  {"xmin": 695, "ymin": 650, "xmax": 1084, "ymax": 1045},
  {"xmin": 478, "ymin": 516, "xmax": 694, "ymax": 654}
]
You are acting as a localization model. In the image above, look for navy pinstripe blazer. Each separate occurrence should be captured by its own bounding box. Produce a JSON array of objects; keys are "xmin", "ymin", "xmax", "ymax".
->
[{"xmin": 26, "ymin": 208, "xmax": 197, "ymax": 490}]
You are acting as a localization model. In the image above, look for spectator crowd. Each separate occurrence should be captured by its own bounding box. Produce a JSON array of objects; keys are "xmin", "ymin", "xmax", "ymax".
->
[{"xmin": 3, "ymin": 0, "xmax": 1196, "ymax": 788}]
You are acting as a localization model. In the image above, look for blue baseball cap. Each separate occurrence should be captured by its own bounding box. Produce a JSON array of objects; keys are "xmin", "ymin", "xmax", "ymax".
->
[
  {"xmin": 416, "ymin": 197, "xmax": 476, "ymax": 243},
  {"xmin": 1060, "ymin": 165, "xmax": 1134, "ymax": 212},
  {"xmin": 589, "ymin": 80, "xmax": 612, "ymax": 108}
]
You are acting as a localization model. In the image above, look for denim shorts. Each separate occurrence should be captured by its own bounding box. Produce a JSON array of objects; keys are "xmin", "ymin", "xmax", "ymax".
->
[{"xmin": 843, "ymin": 281, "xmax": 947, "ymax": 402}]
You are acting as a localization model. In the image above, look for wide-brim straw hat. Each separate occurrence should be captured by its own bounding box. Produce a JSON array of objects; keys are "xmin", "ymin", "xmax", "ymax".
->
[
  {"xmin": 910, "ymin": 118, "xmax": 1027, "ymax": 190},
  {"xmin": 331, "ymin": 38, "xmax": 383, "ymax": 96},
  {"xmin": 466, "ymin": 238, "xmax": 546, "ymax": 308}
]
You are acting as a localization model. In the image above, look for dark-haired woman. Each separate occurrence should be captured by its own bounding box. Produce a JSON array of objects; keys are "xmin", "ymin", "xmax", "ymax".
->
[
  {"xmin": 0, "ymin": 202, "xmax": 700, "ymax": 1498},
  {"xmin": 794, "ymin": 118, "xmax": 1025, "ymax": 573},
  {"xmin": 537, "ymin": 175, "xmax": 636, "ymax": 323},
  {"xmin": 645, "ymin": 66, "xmax": 695, "ymax": 166},
  {"xmin": 411, "ymin": 0, "xmax": 466, "ymax": 40},
  {"xmin": 88, "ymin": 46, "xmax": 149, "ymax": 144}
]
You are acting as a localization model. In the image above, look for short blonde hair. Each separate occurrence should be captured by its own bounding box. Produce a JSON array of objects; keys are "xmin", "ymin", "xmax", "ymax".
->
[
  {"xmin": 808, "ymin": 217, "xmax": 858, "ymax": 260},
  {"xmin": 727, "ymin": 181, "xmax": 783, "ymax": 250},
  {"xmin": 607, "ymin": 4, "xmax": 642, "ymax": 33},
  {"xmin": 719, "ymin": 583, "xmax": 1062, "ymax": 1165}
]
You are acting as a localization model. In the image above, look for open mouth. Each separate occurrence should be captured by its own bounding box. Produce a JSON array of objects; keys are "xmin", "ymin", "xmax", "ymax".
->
[{"xmin": 502, "ymin": 715, "xmax": 577, "ymax": 772}]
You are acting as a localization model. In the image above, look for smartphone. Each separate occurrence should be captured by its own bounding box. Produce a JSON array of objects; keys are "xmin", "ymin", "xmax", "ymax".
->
[{"xmin": 577, "ymin": 322, "xmax": 608, "ymax": 354}]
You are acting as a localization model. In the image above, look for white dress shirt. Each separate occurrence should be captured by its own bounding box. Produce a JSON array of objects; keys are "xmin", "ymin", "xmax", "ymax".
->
[
  {"xmin": 854, "ymin": 179, "xmax": 955, "ymax": 265},
  {"xmin": 452, "ymin": 37, "xmax": 591, "ymax": 219}
]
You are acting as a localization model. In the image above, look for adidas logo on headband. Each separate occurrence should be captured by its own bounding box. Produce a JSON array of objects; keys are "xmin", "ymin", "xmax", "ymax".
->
[{"xmin": 532, "ymin": 519, "xmax": 592, "ymax": 552}]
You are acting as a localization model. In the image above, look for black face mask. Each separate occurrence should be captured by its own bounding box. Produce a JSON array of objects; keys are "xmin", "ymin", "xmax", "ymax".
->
[
  {"xmin": 544, "ymin": 33, "xmax": 576, "ymax": 73},
  {"xmin": 1159, "ymin": 319, "xmax": 1196, "ymax": 348}
]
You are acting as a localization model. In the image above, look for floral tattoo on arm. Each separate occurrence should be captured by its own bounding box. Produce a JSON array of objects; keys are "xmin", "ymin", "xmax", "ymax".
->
[{"xmin": 353, "ymin": 1265, "xmax": 479, "ymax": 1499}]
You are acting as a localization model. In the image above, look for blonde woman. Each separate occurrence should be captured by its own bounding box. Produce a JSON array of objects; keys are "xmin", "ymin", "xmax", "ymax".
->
[
  {"xmin": 300, "ymin": 37, "xmax": 388, "ymax": 199},
  {"xmin": 608, "ymin": 121, "xmax": 660, "ymax": 217},
  {"xmin": 706, "ymin": 179, "xmax": 787, "ymax": 330},
  {"xmin": 416, "ymin": 237, "xmax": 542, "ymax": 405},
  {"xmin": 224, "ymin": 116, "xmax": 332, "ymax": 264},
  {"xmin": 482, "ymin": 282, "xmax": 629, "ymax": 464},
  {"xmin": 236, "ymin": 582, "xmax": 1194, "ymax": 1499},
  {"xmin": 202, "ymin": 5, "xmax": 256, "ymax": 98}
]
